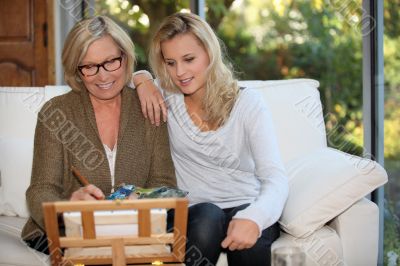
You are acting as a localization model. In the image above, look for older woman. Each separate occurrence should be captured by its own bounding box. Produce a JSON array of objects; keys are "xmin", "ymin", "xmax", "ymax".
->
[{"xmin": 21, "ymin": 16, "xmax": 176, "ymax": 254}]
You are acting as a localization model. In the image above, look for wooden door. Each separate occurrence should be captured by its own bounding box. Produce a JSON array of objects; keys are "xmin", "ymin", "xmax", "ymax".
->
[{"xmin": 0, "ymin": 0, "xmax": 53, "ymax": 86}]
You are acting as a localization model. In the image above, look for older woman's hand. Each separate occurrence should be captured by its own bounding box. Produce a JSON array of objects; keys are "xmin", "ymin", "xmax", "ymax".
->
[
  {"xmin": 70, "ymin": 184, "xmax": 105, "ymax": 201},
  {"xmin": 133, "ymin": 72, "xmax": 167, "ymax": 126}
]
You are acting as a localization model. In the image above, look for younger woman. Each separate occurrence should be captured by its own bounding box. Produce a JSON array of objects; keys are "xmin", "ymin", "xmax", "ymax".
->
[{"xmin": 140, "ymin": 12, "xmax": 288, "ymax": 266}]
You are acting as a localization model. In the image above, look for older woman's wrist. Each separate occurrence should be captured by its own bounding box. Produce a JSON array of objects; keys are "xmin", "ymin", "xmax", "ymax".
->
[
  {"xmin": 132, "ymin": 70, "xmax": 153, "ymax": 88},
  {"xmin": 136, "ymin": 78, "xmax": 154, "ymax": 90}
]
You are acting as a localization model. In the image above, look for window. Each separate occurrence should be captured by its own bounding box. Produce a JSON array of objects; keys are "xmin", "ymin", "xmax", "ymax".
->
[
  {"xmin": 383, "ymin": 1, "xmax": 400, "ymax": 264},
  {"xmin": 211, "ymin": 1, "xmax": 364, "ymax": 156}
]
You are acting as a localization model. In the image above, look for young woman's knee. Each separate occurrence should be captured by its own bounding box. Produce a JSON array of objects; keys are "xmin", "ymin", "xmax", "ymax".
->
[
  {"xmin": 188, "ymin": 202, "xmax": 226, "ymax": 237},
  {"xmin": 189, "ymin": 203, "xmax": 225, "ymax": 224}
]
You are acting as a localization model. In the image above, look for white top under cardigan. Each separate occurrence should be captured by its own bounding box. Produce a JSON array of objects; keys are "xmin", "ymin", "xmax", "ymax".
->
[
  {"xmin": 163, "ymin": 87, "xmax": 289, "ymax": 233},
  {"xmin": 103, "ymin": 144, "xmax": 117, "ymax": 192}
]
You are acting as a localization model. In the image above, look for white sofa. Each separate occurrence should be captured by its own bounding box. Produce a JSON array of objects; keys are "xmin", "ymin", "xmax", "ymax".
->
[{"xmin": 0, "ymin": 79, "xmax": 387, "ymax": 266}]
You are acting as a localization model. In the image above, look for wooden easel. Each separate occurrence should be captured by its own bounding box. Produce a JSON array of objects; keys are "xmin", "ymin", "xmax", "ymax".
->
[{"xmin": 43, "ymin": 198, "xmax": 188, "ymax": 266}]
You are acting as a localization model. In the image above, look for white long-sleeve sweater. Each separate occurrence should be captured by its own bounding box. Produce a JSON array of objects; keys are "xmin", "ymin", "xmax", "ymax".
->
[{"xmin": 164, "ymin": 88, "xmax": 289, "ymax": 232}]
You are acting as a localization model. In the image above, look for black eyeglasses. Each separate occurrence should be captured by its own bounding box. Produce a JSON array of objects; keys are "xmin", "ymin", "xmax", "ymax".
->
[{"xmin": 78, "ymin": 55, "xmax": 124, "ymax": 77}]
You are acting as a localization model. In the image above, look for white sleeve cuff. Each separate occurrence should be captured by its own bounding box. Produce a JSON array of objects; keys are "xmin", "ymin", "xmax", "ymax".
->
[
  {"xmin": 130, "ymin": 70, "xmax": 153, "ymax": 89},
  {"xmin": 233, "ymin": 212, "xmax": 263, "ymax": 237}
]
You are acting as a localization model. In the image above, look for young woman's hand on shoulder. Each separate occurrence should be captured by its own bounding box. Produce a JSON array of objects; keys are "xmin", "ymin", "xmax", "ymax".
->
[{"xmin": 133, "ymin": 71, "xmax": 167, "ymax": 126}]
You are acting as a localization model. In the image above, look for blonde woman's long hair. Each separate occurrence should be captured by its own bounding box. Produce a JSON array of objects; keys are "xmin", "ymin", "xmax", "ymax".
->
[
  {"xmin": 62, "ymin": 16, "xmax": 135, "ymax": 92},
  {"xmin": 149, "ymin": 12, "xmax": 239, "ymax": 126}
]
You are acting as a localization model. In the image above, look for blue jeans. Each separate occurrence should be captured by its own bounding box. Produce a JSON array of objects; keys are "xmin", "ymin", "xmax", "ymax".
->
[{"xmin": 168, "ymin": 202, "xmax": 280, "ymax": 266}]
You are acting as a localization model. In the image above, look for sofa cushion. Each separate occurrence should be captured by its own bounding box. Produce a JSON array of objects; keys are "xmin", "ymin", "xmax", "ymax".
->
[
  {"xmin": 0, "ymin": 87, "xmax": 42, "ymax": 217},
  {"xmin": 0, "ymin": 137, "xmax": 34, "ymax": 217},
  {"xmin": 0, "ymin": 87, "xmax": 43, "ymax": 139},
  {"xmin": 0, "ymin": 216, "xmax": 49, "ymax": 266},
  {"xmin": 272, "ymin": 226, "xmax": 343, "ymax": 266},
  {"xmin": 279, "ymin": 147, "xmax": 387, "ymax": 238},
  {"xmin": 0, "ymin": 86, "xmax": 71, "ymax": 217},
  {"xmin": 238, "ymin": 79, "xmax": 327, "ymax": 163},
  {"xmin": 328, "ymin": 198, "xmax": 379, "ymax": 265}
]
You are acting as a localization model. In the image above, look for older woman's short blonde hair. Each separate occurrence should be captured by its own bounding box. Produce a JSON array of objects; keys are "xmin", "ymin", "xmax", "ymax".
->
[
  {"xmin": 62, "ymin": 16, "xmax": 135, "ymax": 92},
  {"xmin": 149, "ymin": 12, "xmax": 238, "ymax": 126}
]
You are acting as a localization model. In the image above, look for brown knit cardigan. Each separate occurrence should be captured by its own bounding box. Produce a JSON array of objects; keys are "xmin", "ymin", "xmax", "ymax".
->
[{"xmin": 21, "ymin": 86, "xmax": 176, "ymax": 240}]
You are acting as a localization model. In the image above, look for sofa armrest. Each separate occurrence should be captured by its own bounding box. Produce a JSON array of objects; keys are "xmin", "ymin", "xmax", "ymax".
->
[{"xmin": 328, "ymin": 197, "xmax": 379, "ymax": 266}]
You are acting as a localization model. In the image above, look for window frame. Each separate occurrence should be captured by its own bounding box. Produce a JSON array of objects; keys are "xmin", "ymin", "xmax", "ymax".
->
[{"xmin": 362, "ymin": 0, "xmax": 385, "ymax": 264}]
